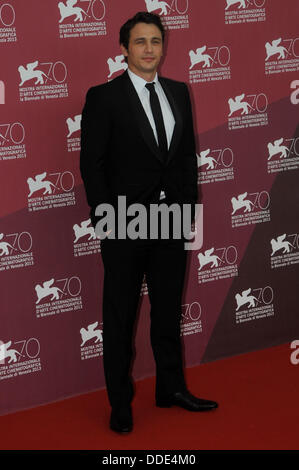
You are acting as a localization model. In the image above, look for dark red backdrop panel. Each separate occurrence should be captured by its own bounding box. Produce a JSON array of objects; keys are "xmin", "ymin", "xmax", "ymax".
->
[{"xmin": 0, "ymin": 0, "xmax": 298, "ymax": 415}]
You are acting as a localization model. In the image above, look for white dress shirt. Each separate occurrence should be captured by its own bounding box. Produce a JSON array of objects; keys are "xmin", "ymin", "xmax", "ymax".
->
[{"xmin": 127, "ymin": 68, "xmax": 175, "ymax": 200}]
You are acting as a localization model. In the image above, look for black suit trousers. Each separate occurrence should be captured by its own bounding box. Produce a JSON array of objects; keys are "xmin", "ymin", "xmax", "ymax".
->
[{"xmin": 100, "ymin": 233, "xmax": 188, "ymax": 409}]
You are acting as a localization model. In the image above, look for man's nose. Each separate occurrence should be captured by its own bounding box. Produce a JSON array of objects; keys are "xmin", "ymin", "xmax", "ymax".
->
[{"xmin": 145, "ymin": 41, "xmax": 153, "ymax": 53}]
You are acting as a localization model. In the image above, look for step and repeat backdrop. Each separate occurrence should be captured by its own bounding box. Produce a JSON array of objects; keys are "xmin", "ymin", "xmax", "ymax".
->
[{"xmin": 0, "ymin": 0, "xmax": 299, "ymax": 415}]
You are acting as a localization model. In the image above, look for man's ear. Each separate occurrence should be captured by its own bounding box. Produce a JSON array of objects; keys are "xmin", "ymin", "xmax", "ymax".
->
[{"xmin": 120, "ymin": 44, "xmax": 128, "ymax": 57}]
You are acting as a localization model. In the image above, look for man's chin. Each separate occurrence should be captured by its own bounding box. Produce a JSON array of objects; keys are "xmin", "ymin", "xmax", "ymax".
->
[{"xmin": 139, "ymin": 64, "xmax": 158, "ymax": 74}]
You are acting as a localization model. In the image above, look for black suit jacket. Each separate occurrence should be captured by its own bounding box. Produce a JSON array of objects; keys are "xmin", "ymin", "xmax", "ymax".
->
[{"xmin": 80, "ymin": 70, "xmax": 198, "ymax": 229}]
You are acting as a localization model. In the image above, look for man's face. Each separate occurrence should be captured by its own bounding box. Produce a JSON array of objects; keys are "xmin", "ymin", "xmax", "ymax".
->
[{"xmin": 121, "ymin": 22, "xmax": 163, "ymax": 79}]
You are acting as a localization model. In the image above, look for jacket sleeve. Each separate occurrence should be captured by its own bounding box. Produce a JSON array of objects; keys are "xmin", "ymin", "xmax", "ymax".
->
[
  {"xmin": 181, "ymin": 83, "xmax": 199, "ymax": 220},
  {"xmin": 80, "ymin": 86, "xmax": 113, "ymax": 228}
]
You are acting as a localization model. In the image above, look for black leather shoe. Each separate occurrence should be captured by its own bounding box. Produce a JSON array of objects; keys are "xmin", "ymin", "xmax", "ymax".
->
[
  {"xmin": 109, "ymin": 406, "xmax": 133, "ymax": 433},
  {"xmin": 156, "ymin": 391, "xmax": 218, "ymax": 411}
]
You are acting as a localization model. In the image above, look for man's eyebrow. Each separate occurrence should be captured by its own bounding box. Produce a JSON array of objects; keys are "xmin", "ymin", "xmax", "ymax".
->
[{"xmin": 133, "ymin": 36, "xmax": 162, "ymax": 41}]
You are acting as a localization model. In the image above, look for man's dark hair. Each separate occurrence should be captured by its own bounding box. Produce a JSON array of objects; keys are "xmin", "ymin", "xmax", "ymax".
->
[{"xmin": 119, "ymin": 11, "xmax": 165, "ymax": 52}]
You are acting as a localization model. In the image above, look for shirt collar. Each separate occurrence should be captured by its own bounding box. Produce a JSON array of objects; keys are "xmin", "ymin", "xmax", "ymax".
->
[{"xmin": 127, "ymin": 68, "xmax": 158, "ymax": 95}]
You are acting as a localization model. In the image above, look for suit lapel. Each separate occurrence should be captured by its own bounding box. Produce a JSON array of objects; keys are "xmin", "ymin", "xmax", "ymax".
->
[
  {"xmin": 159, "ymin": 77, "xmax": 183, "ymax": 165},
  {"xmin": 121, "ymin": 71, "xmax": 183, "ymax": 166}
]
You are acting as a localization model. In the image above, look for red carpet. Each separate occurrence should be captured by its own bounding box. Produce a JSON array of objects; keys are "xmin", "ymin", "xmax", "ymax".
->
[{"xmin": 0, "ymin": 342, "xmax": 298, "ymax": 450}]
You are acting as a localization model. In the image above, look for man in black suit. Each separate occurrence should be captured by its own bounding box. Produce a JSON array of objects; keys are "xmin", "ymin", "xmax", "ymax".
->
[{"xmin": 80, "ymin": 12, "xmax": 218, "ymax": 433}]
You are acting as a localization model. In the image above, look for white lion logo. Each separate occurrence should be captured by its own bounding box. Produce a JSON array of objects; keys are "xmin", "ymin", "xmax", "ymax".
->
[
  {"xmin": 267, "ymin": 138, "xmax": 289, "ymax": 160},
  {"xmin": 231, "ymin": 192, "xmax": 254, "ymax": 214},
  {"xmin": 144, "ymin": 0, "xmax": 170, "ymax": 16},
  {"xmin": 189, "ymin": 47, "xmax": 214, "ymax": 69},
  {"xmin": 0, "ymin": 233, "xmax": 14, "ymax": 257},
  {"xmin": 80, "ymin": 322, "xmax": 103, "ymax": 346},
  {"xmin": 265, "ymin": 38, "xmax": 288, "ymax": 61},
  {"xmin": 107, "ymin": 55, "xmax": 128, "ymax": 79},
  {"xmin": 225, "ymin": 0, "xmax": 246, "ymax": 10},
  {"xmin": 73, "ymin": 219, "xmax": 97, "ymax": 243},
  {"xmin": 197, "ymin": 149, "xmax": 218, "ymax": 170},
  {"xmin": 35, "ymin": 279, "xmax": 64, "ymax": 304},
  {"xmin": 228, "ymin": 94, "xmax": 254, "ymax": 117},
  {"xmin": 66, "ymin": 114, "xmax": 81, "ymax": 137},
  {"xmin": 0, "ymin": 341, "xmax": 25, "ymax": 364},
  {"xmin": 235, "ymin": 288, "xmax": 258, "ymax": 311},
  {"xmin": 58, "ymin": 0, "xmax": 90, "ymax": 23},
  {"xmin": 271, "ymin": 234, "xmax": 294, "ymax": 256},
  {"xmin": 27, "ymin": 172, "xmax": 56, "ymax": 198},
  {"xmin": 18, "ymin": 61, "xmax": 51, "ymax": 86},
  {"xmin": 197, "ymin": 248, "xmax": 222, "ymax": 271}
]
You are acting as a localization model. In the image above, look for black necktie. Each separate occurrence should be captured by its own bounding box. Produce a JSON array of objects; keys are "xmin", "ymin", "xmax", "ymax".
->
[{"xmin": 145, "ymin": 82, "xmax": 168, "ymax": 159}]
